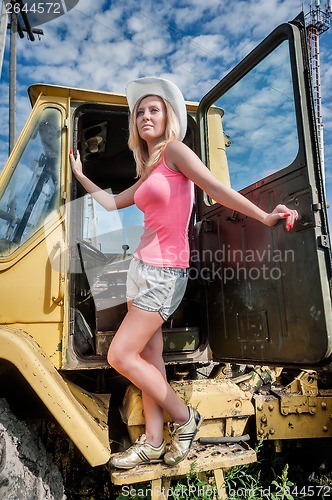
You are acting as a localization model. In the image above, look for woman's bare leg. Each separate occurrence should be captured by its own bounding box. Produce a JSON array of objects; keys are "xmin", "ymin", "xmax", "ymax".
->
[
  {"xmin": 124, "ymin": 301, "xmax": 166, "ymax": 446},
  {"xmin": 107, "ymin": 305, "xmax": 189, "ymax": 442},
  {"xmin": 140, "ymin": 326, "xmax": 166, "ymax": 446}
]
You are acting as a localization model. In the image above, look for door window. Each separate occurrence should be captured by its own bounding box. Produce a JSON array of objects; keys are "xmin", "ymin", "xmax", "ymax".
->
[
  {"xmin": 82, "ymin": 193, "xmax": 144, "ymax": 257},
  {"xmin": 206, "ymin": 40, "xmax": 299, "ymax": 197},
  {"xmin": 0, "ymin": 108, "xmax": 62, "ymax": 256}
]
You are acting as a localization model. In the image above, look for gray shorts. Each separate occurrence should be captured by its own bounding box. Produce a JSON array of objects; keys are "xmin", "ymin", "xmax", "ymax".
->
[{"xmin": 126, "ymin": 257, "xmax": 188, "ymax": 321}]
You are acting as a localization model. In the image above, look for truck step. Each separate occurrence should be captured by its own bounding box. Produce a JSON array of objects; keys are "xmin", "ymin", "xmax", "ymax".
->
[{"xmin": 110, "ymin": 441, "xmax": 256, "ymax": 500}]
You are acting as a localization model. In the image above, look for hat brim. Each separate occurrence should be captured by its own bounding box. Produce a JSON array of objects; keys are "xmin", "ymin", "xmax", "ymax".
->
[{"xmin": 125, "ymin": 77, "xmax": 187, "ymax": 142}]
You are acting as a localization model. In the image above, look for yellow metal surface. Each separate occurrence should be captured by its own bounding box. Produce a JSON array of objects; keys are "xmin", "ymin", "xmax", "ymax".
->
[
  {"xmin": 122, "ymin": 379, "xmax": 254, "ymax": 443},
  {"xmin": 28, "ymin": 83, "xmax": 200, "ymax": 115},
  {"xmin": 0, "ymin": 221, "xmax": 65, "ymax": 368},
  {"xmin": 0, "ymin": 325, "xmax": 111, "ymax": 466},
  {"xmin": 283, "ymin": 370, "xmax": 318, "ymax": 395},
  {"xmin": 29, "ymin": 83, "xmax": 128, "ymax": 108},
  {"xmin": 207, "ymin": 107, "xmax": 231, "ymax": 188},
  {"xmin": 255, "ymin": 393, "xmax": 332, "ymax": 440}
]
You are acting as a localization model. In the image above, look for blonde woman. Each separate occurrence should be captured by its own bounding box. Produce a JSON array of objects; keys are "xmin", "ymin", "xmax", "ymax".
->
[{"xmin": 70, "ymin": 77, "xmax": 298, "ymax": 469}]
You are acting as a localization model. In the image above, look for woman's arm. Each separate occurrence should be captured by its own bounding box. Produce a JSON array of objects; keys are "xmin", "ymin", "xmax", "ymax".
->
[
  {"xmin": 69, "ymin": 150, "xmax": 141, "ymax": 211},
  {"xmin": 165, "ymin": 141, "xmax": 298, "ymax": 229}
]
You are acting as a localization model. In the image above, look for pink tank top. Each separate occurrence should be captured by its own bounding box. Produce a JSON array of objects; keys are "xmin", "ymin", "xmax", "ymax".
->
[{"xmin": 133, "ymin": 154, "xmax": 194, "ymax": 267}]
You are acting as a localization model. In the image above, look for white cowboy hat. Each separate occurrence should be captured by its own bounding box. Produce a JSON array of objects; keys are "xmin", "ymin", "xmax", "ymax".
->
[{"xmin": 125, "ymin": 77, "xmax": 187, "ymax": 141}]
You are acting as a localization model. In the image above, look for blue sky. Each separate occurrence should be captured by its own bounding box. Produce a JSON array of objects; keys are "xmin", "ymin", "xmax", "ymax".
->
[{"xmin": 0, "ymin": 0, "xmax": 331, "ymax": 224}]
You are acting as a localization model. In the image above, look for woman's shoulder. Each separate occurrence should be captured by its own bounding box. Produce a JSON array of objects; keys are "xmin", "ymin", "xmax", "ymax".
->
[
  {"xmin": 164, "ymin": 140, "xmax": 196, "ymax": 170},
  {"xmin": 165, "ymin": 139, "xmax": 187, "ymax": 155},
  {"xmin": 164, "ymin": 140, "xmax": 191, "ymax": 168}
]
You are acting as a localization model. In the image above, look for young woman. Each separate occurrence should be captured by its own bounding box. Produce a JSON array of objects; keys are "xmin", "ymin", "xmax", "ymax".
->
[{"xmin": 69, "ymin": 77, "xmax": 298, "ymax": 470}]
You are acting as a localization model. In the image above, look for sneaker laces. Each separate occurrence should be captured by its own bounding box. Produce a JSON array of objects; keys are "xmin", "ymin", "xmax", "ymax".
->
[
  {"xmin": 134, "ymin": 434, "xmax": 147, "ymax": 445},
  {"xmin": 168, "ymin": 421, "xmax": 179, "ymax": 436},
  {"xmin": 126, "ymin": 434, "xmax": 147, "ymax": 453},
  {"xmin": 133, "ymin": 434, "xmax": 164, "ymax": 451},
  {"xmin": 166, "ymin": 423, "xmax": 183, "ymax": 453}
]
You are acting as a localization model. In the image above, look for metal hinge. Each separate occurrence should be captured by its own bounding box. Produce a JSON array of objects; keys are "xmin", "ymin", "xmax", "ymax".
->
[
  {"xmin": 318, "ymin": 235, "xmax": 330, "ymax": 248},
  {"xmin": 202, "ymin": 219, "xmax": 214, "ymax": 232}
]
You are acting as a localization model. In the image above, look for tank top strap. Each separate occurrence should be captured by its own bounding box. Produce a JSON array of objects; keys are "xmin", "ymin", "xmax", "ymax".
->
[{"xmin": 160, "ymin": 149, "xmax": 180, "ymax": 175}]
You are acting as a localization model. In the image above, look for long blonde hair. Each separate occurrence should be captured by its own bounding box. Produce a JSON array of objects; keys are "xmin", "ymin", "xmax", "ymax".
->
[{"xmin": 128, "ymin": 96, "xmax": 181, "ymax": 179}]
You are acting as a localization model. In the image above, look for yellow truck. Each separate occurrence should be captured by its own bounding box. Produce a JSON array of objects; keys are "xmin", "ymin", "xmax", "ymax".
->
[{"xmin": 0, "ymin": 12, "xmax": 331, "ymax": 499}]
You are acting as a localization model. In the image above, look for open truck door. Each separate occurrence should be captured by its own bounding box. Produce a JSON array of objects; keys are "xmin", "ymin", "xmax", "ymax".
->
[{"xmin": 196, "ymin": 14, "xmax": 332, "ymax": 365}]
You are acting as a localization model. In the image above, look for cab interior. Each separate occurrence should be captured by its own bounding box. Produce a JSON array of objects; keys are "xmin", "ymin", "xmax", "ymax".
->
[{"xmin": 70, "ymin": 103, "xmax": 206, "ymax": 364}]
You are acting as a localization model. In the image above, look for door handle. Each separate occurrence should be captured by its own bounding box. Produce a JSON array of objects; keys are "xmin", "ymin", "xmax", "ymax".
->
[
  {"xmin": 226, "ymin": 210, "xmax": 242, "ymax": 223},
  {"xmin": 52, "ymin": 240, "xmax": 65, "ymax": 306}
]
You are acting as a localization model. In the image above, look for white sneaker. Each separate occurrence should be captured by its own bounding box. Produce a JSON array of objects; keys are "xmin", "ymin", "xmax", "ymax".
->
[
  {"xmin": 164, "ymin": 407, "xmax": 203, "ymax": 466},
  {"xmin": 109, "ymin": 434, "xmax": 166, "ymax": 469}
]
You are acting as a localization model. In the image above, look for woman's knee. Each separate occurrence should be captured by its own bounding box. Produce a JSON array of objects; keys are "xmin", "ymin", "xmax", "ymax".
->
[{"xmin": 107, "ymin": 343, "xmax": 125, "ymax": 369}]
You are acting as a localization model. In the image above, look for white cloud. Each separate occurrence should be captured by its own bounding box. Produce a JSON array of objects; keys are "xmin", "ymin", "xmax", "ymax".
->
[{"xmin": 0, "ymin": 0, "xmax": 331, "ymax": 213}]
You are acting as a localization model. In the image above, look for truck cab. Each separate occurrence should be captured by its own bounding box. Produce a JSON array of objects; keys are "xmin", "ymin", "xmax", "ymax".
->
[{"xmin": 0, "ymin": 12, "xmax": 331, "ymax": 497}]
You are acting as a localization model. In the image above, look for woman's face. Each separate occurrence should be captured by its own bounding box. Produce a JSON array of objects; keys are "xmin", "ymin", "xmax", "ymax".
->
[{"xmin": 136, "ymin": 95, "xmax": 167, "ymax": 145}]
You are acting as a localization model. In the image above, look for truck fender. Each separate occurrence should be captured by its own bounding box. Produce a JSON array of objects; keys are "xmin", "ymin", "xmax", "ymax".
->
[{"xmin": 0, "ymin": 325, "xmax": 111, "ymax": 466}]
